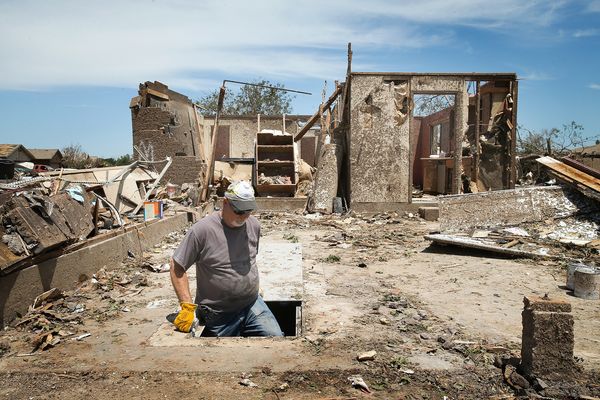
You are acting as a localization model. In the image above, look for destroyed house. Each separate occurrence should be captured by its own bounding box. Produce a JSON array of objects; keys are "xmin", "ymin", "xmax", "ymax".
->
[
  {"xmin": 131, "ymin": 81, "xmax": 319, "ymax": 199},
  {"xmin": 572, "ymin": 142, "xmax": 600, "ymax": 171},
  {"xmin": 203, "ymin": 115, "xmax": 317, "ymax": 167},
  {"xmin": 129, "ymin": 72, "xmax": 518, "ymax": 211},
  {"xmin": 203, "ymin": 115, "xmax": 319, "ymax": 197}
]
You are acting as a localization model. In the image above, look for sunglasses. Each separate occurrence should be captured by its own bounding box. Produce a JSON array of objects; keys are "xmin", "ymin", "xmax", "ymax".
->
[{"xmin": 232, "ymin": 207, "xmax": 252, "ymax": 216}]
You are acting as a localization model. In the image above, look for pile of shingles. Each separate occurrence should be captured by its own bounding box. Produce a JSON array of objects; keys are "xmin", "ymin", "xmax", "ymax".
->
[{"xmin": 1, "ymin": 191, "xmax": 94, "ymax": 274}]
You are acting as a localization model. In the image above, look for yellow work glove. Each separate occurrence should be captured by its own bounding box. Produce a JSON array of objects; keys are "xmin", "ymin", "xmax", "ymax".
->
[{"xmin": 173, "ymin": 302, "xmax": 198, "ymax": 333}]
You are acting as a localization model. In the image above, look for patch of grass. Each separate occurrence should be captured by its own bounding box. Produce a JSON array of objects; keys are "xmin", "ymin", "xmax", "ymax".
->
[
  {"xmin": 321, "ymin": 254, "xmax": 340, "ymax": 263},
  {"xmin": 389, "ymin": 355, "xmax": 410, "ymax": 369},
  {"xmin": 283, "ymin": 233, "xmax": 299, "ymax": 243},
  {"xmin": 382, "ymin": 294, "xmax": 403, "ymax": 302}
]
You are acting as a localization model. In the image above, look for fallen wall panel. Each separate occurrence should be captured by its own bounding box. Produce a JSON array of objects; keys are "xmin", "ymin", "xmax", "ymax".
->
[{"xmin": 438, "ymin": 186, "xmax": 588, "ymax": 233}]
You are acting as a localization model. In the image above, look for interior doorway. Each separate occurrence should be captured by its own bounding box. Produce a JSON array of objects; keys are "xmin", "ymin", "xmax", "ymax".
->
[{"xmin": 411, "ymin": 93, "xmax": 458, "ymax": 195}]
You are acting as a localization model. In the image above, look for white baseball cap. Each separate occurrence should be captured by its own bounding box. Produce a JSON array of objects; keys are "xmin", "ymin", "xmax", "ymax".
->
[{"xmin": 224, "ymin": 180, "xmax": 257, "ymax": 212}]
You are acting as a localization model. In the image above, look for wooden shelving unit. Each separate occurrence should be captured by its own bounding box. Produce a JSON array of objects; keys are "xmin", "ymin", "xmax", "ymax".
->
[{"xmin": 255, "ymin": 131, "xmax": 296, "ymax": 196}]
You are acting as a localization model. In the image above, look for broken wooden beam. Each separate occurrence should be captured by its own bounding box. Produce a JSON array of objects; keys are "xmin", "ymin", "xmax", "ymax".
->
[{"xmin": 536, "ymin": 156, "xmax": 600, "ymax": 193}]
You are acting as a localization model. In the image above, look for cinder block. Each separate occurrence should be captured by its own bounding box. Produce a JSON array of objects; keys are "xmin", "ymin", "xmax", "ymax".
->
[
  {"xmin": 418, "ymin": 206, "xmax": 439, "ymax": 221},
  {"xmin": 523, "ymin": 295, "xmax": 572, "ymax": 312},
  {"xmin": 521, "ymin": 296, "xmax": 574, "ymax": 379}
]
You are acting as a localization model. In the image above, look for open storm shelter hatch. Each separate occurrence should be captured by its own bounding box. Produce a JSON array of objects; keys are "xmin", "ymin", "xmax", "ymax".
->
[
  {"xmin": 192, "ymin": 242, "xmax": 303, "ymax": 338},
  {"xmin": 150, "ymin": 242, "xmax": 303, "ymax": 342},
  {"xmin": 257, "ymin": 242, "xmax": 303, "ymax": 337}
]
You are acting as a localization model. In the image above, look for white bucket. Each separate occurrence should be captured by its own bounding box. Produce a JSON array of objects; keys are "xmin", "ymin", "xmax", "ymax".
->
[
  {"xmin": 574, "ymin": 269, "xmax": 600, "ymax": 300},
  {"xmin": 566, "ymin": 263, "xmax": 594, "ymax": 290}
]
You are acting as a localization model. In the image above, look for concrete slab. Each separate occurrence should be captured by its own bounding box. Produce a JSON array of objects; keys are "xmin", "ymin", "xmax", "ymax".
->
[
  {"xmin": 419, "ymin": 206, "xmax": 439, "ymax": 221},
  {"xmin": 257, "ymin": 243, "xmax": 303, "ymax": 302}
]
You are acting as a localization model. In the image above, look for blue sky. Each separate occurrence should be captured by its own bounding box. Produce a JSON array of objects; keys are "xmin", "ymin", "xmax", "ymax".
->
[{"xmin": 1, "ymin": 0, "xmax": 599, "ymax": 157}]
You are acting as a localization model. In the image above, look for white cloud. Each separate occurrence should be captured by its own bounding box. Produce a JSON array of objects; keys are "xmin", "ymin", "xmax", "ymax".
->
[
  {"xmin": 587, "ymin": 0, "xmax": 600, "ymax": 12},
  {"xmin": 589, "ymin": 83, "xmax": 600, "ymax": 90},
  {"xmin": 573, "ymin": 28, "xmax": 599, "ymax": 37},
  {"xmin": 0, "ymin": 0, "xmax": 572, "ymax": 91},
  {"xmin": 521, "ymin": 72, "xmax": 554, "ymax": 81}
]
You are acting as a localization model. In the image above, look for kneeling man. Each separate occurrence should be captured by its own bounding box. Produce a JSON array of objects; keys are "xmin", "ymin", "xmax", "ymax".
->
[{"xmin": 169, "ymin": 181, "xmax": 283, "ymax": 337}]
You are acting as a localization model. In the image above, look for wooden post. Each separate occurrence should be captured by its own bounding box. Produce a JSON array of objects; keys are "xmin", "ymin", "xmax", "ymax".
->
[
  {"xmin": 93, "ymin": 198, "xmax": 100, "ymax": 235},
  {"xmin": 474, "ymin": 81, "xmax": 480, "ymax": 186},
  {"xmin": 282, "ymin": 113, "xmax": 286, "ymax": 135},
  {"xmin": 510, "ymin": 79, "xmax": 519, "ymax": 189},
  {"xmin": 201, "ymin": 84, "xmax": 226, "ymax": 202}
]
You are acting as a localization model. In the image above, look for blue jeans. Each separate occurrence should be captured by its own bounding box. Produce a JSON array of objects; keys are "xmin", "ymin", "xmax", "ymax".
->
[{"xmin": 197, "ymin": 296, "xmax": 284, "ymax": 337}]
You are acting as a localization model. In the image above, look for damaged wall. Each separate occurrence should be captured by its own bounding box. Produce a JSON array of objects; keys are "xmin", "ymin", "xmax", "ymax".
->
[
  {"xmin": 347, "ymin": 73, "xmax": 516, "ymax": 206},
  {"xmin": 350, "ymin": 74, "xmax": 411, "ymax": 203},
  {"xmin": 0, "ymin": 213, "xmax": 192, "ymax": 328},
  {"xmin": 131, "ymin": 81, "xmax": 206, "ymax": 186}
]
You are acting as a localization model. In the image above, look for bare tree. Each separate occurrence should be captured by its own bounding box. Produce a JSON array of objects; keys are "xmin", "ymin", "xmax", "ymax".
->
[
  {"xmin": 61, "ymin": 144, "xmax": 103, "ymax": 169},
  {"xmin": 517, "ymin": 121, "xmax": 586, "ymax": 156},
  {"xmin": 413, "ymin": 94, "xmax": 455, "ymax": 117}
]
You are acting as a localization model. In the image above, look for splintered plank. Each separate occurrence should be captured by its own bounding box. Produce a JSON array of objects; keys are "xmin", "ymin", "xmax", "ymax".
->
[{"xmin": 536, "ymin": 156, "xmax": 600, "ymax": 193}]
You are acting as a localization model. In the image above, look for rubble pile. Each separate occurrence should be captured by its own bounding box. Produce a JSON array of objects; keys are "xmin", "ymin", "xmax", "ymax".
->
[
  {"xmin": 0, "ymin": 252, "xmax": 169, "ymax": 356},
  {"xmin": 0, "ymin": 161, "xmax": 200, "ymax": 274}
]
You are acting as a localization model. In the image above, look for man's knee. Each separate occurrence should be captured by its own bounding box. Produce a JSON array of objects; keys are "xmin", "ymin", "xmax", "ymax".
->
[{"xmin": 249, "ymin": 298, "xmax": 284, "ymax": 336}]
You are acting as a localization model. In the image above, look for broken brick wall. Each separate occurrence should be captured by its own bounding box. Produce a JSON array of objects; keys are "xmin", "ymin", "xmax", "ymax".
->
[
  {"xmin": 521, "ymin": 296, "xmax": 575, "ymax": 379},
  {"xmin": 131, "ymin": 81, "xmax": 206, "ymax": 185},
  {"xmin": 163, "ymin": 156, "xmax": 206, "ymax": 187}
]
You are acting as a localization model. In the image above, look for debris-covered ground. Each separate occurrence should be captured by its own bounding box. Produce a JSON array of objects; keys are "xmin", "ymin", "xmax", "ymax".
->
[{"xmin": 1, "ymin": 211, "xmax": 599, "ymax": 399}]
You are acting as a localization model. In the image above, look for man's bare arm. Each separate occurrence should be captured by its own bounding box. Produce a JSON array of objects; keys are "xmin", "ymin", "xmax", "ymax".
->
[{"xmin": 170, "ymin": 258, "xmax": 193, "ymax": 303}]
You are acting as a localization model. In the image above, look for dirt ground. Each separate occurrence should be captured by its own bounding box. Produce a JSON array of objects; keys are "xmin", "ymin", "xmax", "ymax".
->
[{"xmin": 1, "ymin": 211, "xmax": 599, "ymax": 399}]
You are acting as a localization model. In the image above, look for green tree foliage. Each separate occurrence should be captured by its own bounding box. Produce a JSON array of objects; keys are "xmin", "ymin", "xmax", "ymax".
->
[
  {"xmin": 197, "ymin": 79, "xmax": 294, "ymax": 115},
  {"xmin": 517, "ymin": 121, "xmax": 586, "ymax": 156},
  {"xmin": 102, "ymin": 154, "xmax": 132, "ymax": 166}
]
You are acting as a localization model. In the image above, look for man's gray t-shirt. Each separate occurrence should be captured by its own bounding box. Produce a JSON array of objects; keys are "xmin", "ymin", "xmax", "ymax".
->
[{"xmin": 172, "ymin": 212, "xmax": 260, "ymax": 313}]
